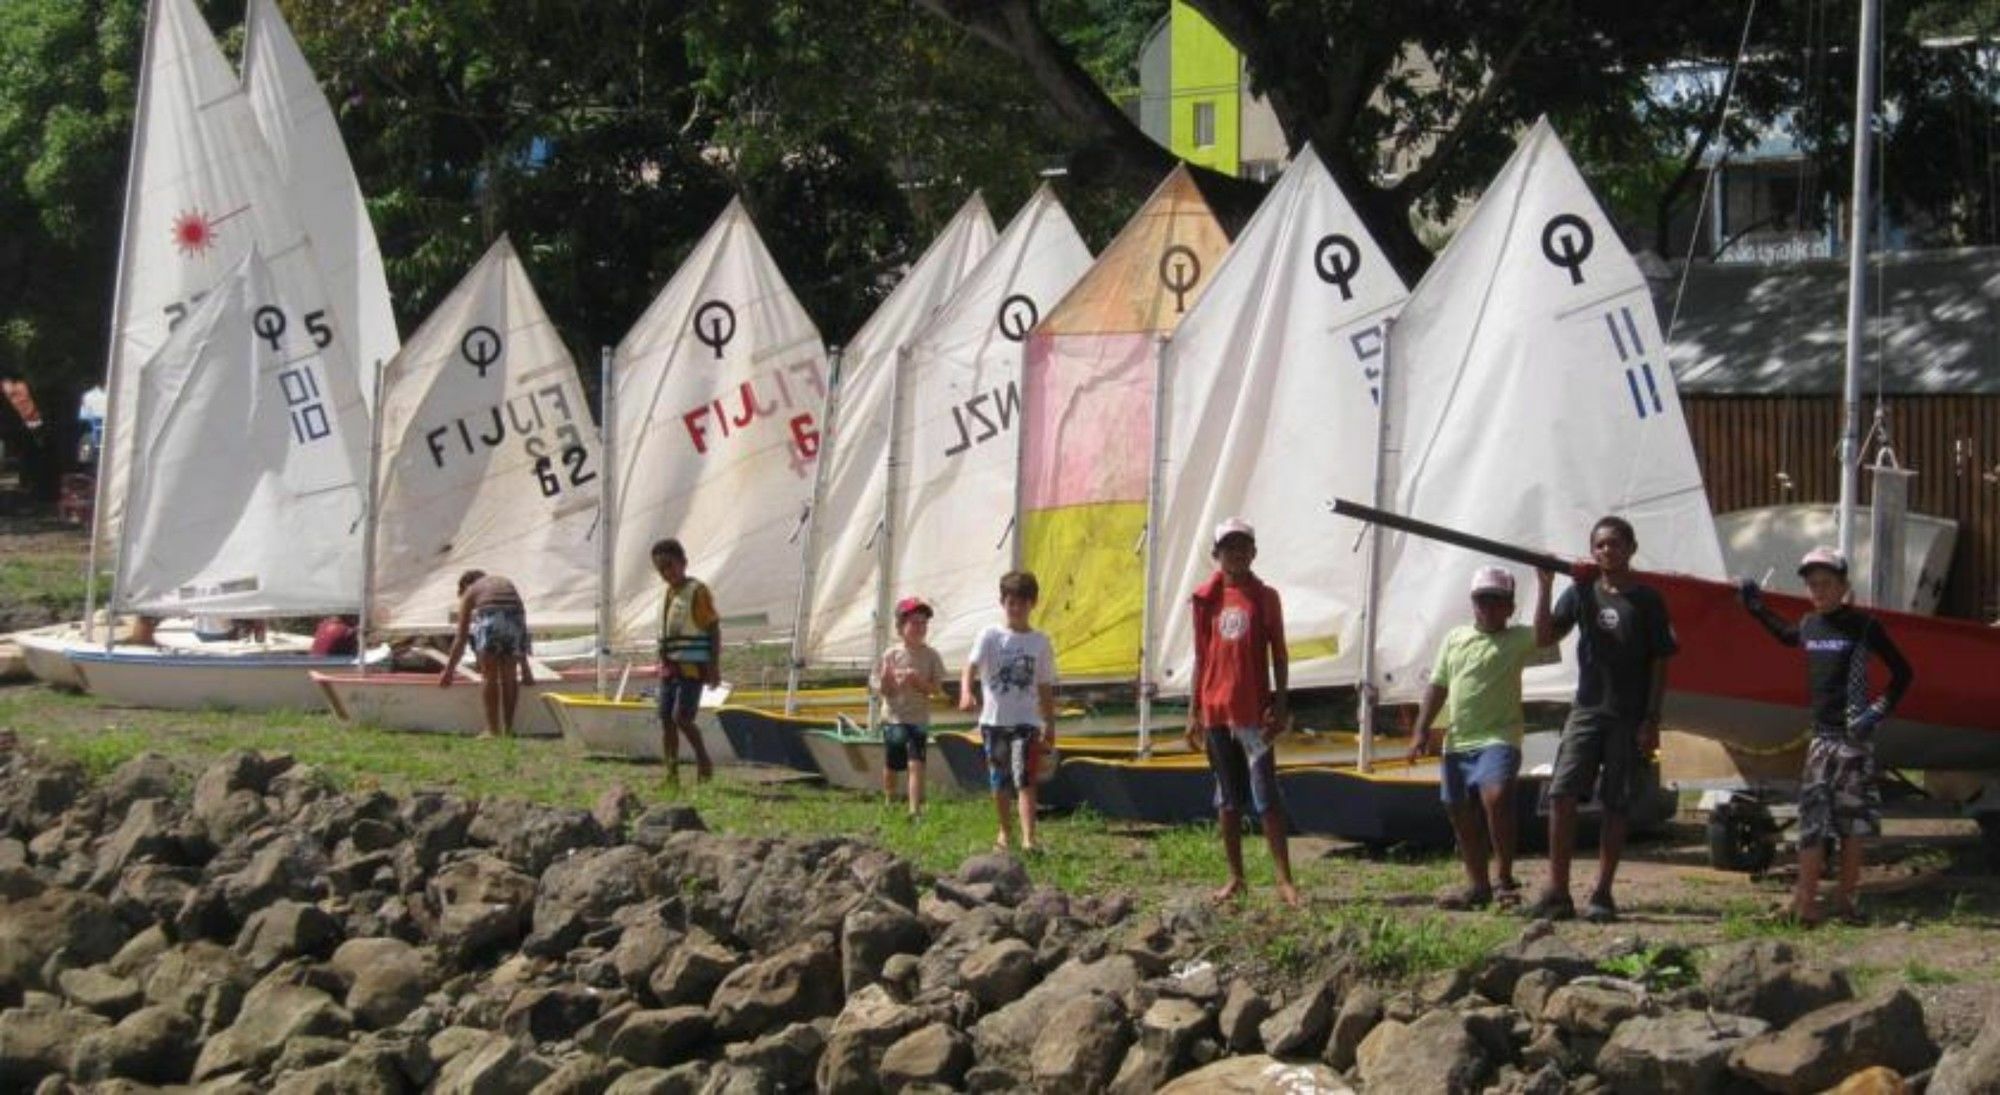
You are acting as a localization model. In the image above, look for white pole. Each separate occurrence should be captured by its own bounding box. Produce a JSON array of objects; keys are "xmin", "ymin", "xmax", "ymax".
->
[
  {"xmin": 597, "ymin": 346, "xmax": 616, "ymax": 696},
  {"xmin": 1358, "ymin": 317, "xmax": 1396, "ymax": 773},
  {"xmin": 786, "ymin": 346, "xmax": 843, "ymax": 715},
  {"xmin": 1136, "ymin": 335, "xmax": 1172, "ymax": 757},
  {"xmin": 84, "ymin": 0, "xmax": 163, "ymax": 643},
  {"xmin": 356, "ymin": 358, "xmax": 386, "ymax": 671},
  {"xmin": 869, "ymin": 346, "xmax": 912, "ymax": 733},
  {"xmin": 1838, "ymin": 0, "xmax": 1881, "ymax": 560}
]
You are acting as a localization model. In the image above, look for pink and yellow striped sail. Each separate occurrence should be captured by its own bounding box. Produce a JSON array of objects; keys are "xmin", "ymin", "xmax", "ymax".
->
[{"xmin": 1019, "ymin": 167, "xmax": 1231, "ymax": 679}]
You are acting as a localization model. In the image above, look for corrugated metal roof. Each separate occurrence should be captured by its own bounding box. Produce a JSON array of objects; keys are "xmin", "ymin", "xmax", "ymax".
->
[{"xmin": 1665, "ymin": 246, "xmax": 2000, "ymax": 394}]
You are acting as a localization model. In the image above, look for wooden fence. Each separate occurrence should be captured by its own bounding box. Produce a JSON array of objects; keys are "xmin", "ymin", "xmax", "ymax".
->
[{"xmin": 1682, "ymin": 394, "xmax": 2000, "ymax": 621}]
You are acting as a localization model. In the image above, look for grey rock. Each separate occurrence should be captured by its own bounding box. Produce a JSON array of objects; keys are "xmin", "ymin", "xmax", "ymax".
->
[
  {"xmin": 1596, "ymin": 1010, "xmax": 1769, "ymax": 1094},
  {"xmin": 105, "ymin": 924, "xmax": 169, "ymax": 980},
  {"xmin": 426, "ymin": 852, "xmax": 537, "ymax": 965},
  {"xmin": 141, "ymin": 942, "xmax": 252, "ymax": 1031},
  {"xmin": 607, "ymin": 912, "xmax": 682, "ymax": 996},
  {"xmin": 90, "ymin": 798, "xmax": 192, "ymax": 889},
  {"xmin": 1701, "ymin": 939, "xmax": 1853, "ymax": 1027},
  {"xmin": 190, "ymin": 980, "xmax": 352, "ymax": 1080},
  {"xmin": 396, "ymin": 794, "xmax": 474, "ymax": 887},
  {"xmin": 646, "ymin": 930, "xmax": 739, "ymax": 1007},
  {"xmin": 267, "ymin": 1046, "xmax": 412, "ymax": 1095},
  {"xmin": 1728, "ymin": 988, "xmax": 1938, "ymax": 1094},
  {"xmin": 1258, "ymin": 975, "xmax": 1339, "ymax": 1057},
  {"xmin": 1511, "ymin": 966, "xmax": 1564, "ymax": 1023},
  {"xmin": 101, "ymin": 753, "xmax": 182, "ymax": 814},
  {"xmin": 234, "ymin": 899, "xmax": 343, "ymax": 972},
  {"xmin": 916, "ymin": 905, "xmax": 1013, "ymax": 997},
  {"xmin": 1472, "ymin": 922, "xmax": 1596, "ymax": 1002},
  {"xmin": 603, "ymin": 1062, "xmax": 709, "ymax": 1095},
  {"xmin": 269, "ymin": 1034, "xmax": 352, "ymax": 1075},
  {"xmin": 841, "ymin": 896, "xmax": 927, "ymax": 995},
  {"xmin": 971, "ymin": 955, "xmax": 1144, "ymax": 1071},
  {"xmin": 1324, "ymin": 983, "xmax": 1384, "ymax": 1071},
  {"xmin": 468, "ymin": 800, "xmax": 607, "ymax": 877},
  {"xmin": 58, "ymin": 964, "xmax": 143, "ymax": 1017},
  {"xmin": 607, "ymin": 1007, "xmax": 713, "ymax": 1068},
  {"xmin": 531, "ymin": 1054, "xmax": 628, "ymax": 1095},
  {"xmin": 627, "ymin": 806, "xmax": 707, "ymax": 852},
  {"xmin": 880, "ymin": 1023, "xmax": 972, "ymax": 1091},
  {"xmin": 428, "ymin": 1025, "xmax": 491, "ymax": 1067},
  {"xmin": 959, "ymin": 937, "xmax": 1038, "ymax": 1011},
  {"xmin": 817, "ymin": 984, "xmax": 927, "ymax": 1095},
  {"xmin": 0, "ymin": 757, "xmax": 88, "ymax": 835},
  {"xmin": 1030, "ymin": 993, "xmax": 1131, "ymax": 1095},
  {"xmin": 955, "ymin": 851, "xmax": 1031, "ymax": 906},
  {"xmin": 329, "ymin": 936, "xmax": 432, "ymax": 1030},
  {"xmin": 1155, "ymin": 1055, "xmax": 1355, "ymax": 1094},
  {"xmin": 527, "ymin": 845, "xmax": 663, "ymax": 958},
  {"xmin": 1934, "ymin": 1003, "xmax": 2000, "ymax": 1095},
  {"xmin": 721, "ymin": 1021, "xmax": 824, "ymax": 1090},
  {"xmin": 433, "ymin": 1033, "xmax": 555, "ymax": 1095},
  {"xmin": 707, "ymin": 933, "xmax": 842, "ymax": 1041},
  {"xmin": 1542, "ymin": 977, "xmax": 1649, "ymax": 1037},
  {"xmin": 73, "ymin": 1004, "xmax": 199, "ymax": 1084},
  {"xmin": 265, "ymin": 763, "xmax": 337, "ymax": 820},
  {"xmin": 1218, "ymin": 978, "xmax": 1271, "ymax": 1053},
  {"xmin": 190, "ymin": 751, "xmax": 292, "ymax": 845},
  {"xmin": 0, "ymin": 887, "xmax": 129, "ymax": 992},
  {"xmin": 501, "ymin": 985, "xmax": 607, "ymax": 1043},
  {"xmin": 1108, "ymin": 996, "xmax": 1213, "ymax": 1094},
  {"xmin": 111, "ymin": 863, "xmax": 200, "ymax": 928},
  {"xmin": 590, "ymin": 785, "xmax": 643, "ymax": 838},
  {"xmin": 1356, "ymin": 1008, "xmax": 1491, "ymax": 1094},
  {"xmin": 577, "ymin": 1003, "xmax": 641, "ymax": 1056},
  {"xmin": 213, "ymin": 831, "xmax": 330, "ymax": 927},
  {"xmin": 0, "ymin": 1005, "xmax": 110, "ymax": 1087}
]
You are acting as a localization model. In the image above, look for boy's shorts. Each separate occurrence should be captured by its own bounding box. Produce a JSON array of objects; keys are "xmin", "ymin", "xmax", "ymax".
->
[
  {"xmin": 470, "ymin": 606, "xmax": 530, "ymax": 658},
  {"xmin": 980, "ymin": 724, "xmax": 1041, "ymax": 793},
  {"xmin": 1799, "ymin": 734, "xmax": 1880, "ymax": 846},
  {"xmin": 656, "ymin": 669, "xmax": 704, "ymax": 723},
  {"xmin": 1205, "ymin": 726, "xmax": 1285, "ymax": 819},
  {"xmin": 1549, "ymin": 710, "xmax": 1640, "ymax": 812},
  {"xmin": 1440, "ymin": 743, "xmax": 1521, "ymax": 806},
  {"xmin": 883, "ymin": 722, "xmax": 929, "ymax": 770}
]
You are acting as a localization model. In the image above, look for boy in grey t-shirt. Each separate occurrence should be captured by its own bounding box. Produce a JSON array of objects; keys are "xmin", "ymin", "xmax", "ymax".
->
[
  {"xmin": 872, "ymin": 596, "xmax": 946, "ymax": 817},
  {"xmin": 959, "ymin": 571, "xmax": 1057, "ymax": 854}
]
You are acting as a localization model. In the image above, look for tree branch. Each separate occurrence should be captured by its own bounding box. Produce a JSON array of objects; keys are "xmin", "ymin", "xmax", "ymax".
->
[{"xmin": 1392, "ymin": 4, "xmax": 1555, "ymax": 204}]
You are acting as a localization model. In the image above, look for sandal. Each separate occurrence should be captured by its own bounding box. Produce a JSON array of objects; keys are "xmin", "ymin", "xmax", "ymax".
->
[
  {"xmin": 1437, "ymin": 886, "xmax": 1494, "ymax": 911},
  {"xmin": 1582, "ymin": 894, "xmax": 1620, "ymax": 924},
  {"xmin": 1494, "ymin": 879, "xmax": 1525, "ymax": 908},
  {"xmin": 1520, "ymin": 891, "xmax": 1576, "ymax": 922}
]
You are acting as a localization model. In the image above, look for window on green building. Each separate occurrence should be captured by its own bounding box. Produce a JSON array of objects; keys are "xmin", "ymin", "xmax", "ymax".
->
[{"xmin": 1192, "ymin": 101, "xmax": 1216, "ymax": 149}]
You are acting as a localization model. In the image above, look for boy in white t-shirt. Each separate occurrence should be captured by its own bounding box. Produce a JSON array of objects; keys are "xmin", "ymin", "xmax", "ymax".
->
[{"xmin": 959, "ymin": 571, "xmax": 1057, "ymax": 853}]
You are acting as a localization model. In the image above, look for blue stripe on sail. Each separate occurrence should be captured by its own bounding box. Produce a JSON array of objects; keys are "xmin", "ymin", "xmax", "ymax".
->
[{"xmin": 1625, "ymin": 369, "xmax": 1648, "ymax": 418}]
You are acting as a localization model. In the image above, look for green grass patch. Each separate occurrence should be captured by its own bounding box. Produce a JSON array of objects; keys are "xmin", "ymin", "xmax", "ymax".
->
[
  {"xmin": 1901, "ymin": 960, "xmax": 1961, "ymax": 986},
  {"xmin": 0, "ymin": 556, "xmax": 96, "ymax": 626}
]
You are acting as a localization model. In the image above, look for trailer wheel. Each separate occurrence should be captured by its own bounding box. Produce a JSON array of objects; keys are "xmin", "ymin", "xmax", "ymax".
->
[{"xmin": 1707, "ymin": 804, "xmax": 1778, "ymax": 874}]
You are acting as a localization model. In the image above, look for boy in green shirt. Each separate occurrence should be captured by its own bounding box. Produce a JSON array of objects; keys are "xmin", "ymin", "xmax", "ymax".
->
[{"xmin": 1409, "ymin": 566, "xmax": 1556, "ymax": 909}]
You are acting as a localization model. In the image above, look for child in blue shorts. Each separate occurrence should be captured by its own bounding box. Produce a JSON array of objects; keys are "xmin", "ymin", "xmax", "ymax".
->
[{"xmin": 873, "ymin": 596, "xmax": 946, "ymax": 817}]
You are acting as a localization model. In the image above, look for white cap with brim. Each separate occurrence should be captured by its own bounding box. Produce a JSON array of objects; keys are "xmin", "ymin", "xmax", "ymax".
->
[
  {"xmin": 1797, "ymin": 546, "xmax": 1849, "ymax": 577},
  {"xmin": 1470, "ymin": 566, "xmax": 1516, "ymax": 597},
  {"xmin": 1213, "ymin": 518, "xmax": 1256, "ymax": 547}
]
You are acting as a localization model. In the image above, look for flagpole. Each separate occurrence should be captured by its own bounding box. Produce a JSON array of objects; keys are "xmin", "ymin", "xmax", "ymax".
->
[
  {"xmin": 1136, "ymin": 335, "xmax": 1172, "ymax": 758},
  {"xmin": 1837, "ymin": 0, "xmax": 1881, "ymax": 560},
  {"xmin": 84, "ymin": 0, "xmax": 164, "ymax": 644},
  {"xmin": 869, "ymin": 346, "xmax": 912, "ymax": 732},
  {"xmin": 786, "ymin": 346, "xmax": 843, "ymax": 715},
  {"xmin": 1357, "ymin": 317, "xmax": 1396, "ymax": 773}
]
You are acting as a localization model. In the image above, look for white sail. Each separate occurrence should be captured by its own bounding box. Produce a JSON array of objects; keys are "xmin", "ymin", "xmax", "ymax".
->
[
  {"xmin": 243, "ymin": 0, "xmax": 400, "ymax": 407},
  {"xmin": 800, "ymin": 196, "xmax": 997, "ymax": 665},
  {"xmin": 369, "ymin": 238, "xmax": 602, "ymax": 632},
  {"xmin": 98, "ymin": 0, "xmax": 360, "ymax": 567},
  {"xmin": 1152, "ymin": 147, "xmax": 1409, "ymax": 694},
  {"xmin": 611, "ymin": 199, "xmax": 829, "ymax": 645},
  {"xmin": 1367, "ymin": 119, "xmax": 1726, "ymax": 704},
  {"xmin": 116, "ymin": 250, "xmax": 367, "ymax": 615},
  {"xmin": 891, "ymin": 187, "xmax": 1093, "ymax": 661}
]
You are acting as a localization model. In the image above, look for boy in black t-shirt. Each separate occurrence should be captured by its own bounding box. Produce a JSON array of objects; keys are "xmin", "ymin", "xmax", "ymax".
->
[{"xmin": 1528, "ymin": 516, "xmax": 1677, "ymax": 923}]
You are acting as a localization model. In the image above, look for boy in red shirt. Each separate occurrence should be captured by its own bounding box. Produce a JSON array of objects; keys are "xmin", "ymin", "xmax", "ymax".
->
[{"xmin": 1184, "ymin": 518, "xmax": 1299, "ymax": 906}]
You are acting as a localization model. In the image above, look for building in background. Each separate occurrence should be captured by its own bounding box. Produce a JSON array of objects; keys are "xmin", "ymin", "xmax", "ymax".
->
[{"xmin": 1132, "ymin": 2, "xmax": 1287, "ymax": 180}]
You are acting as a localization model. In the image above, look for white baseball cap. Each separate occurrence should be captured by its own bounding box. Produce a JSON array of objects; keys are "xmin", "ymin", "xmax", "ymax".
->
[
  {"xmin": 1469, "ymin": 566, "xmax": 1516, "ymax": 597},
  {"xmin": 1797, "ymin": 546, "xmax": 1849, "ymax": 577},
  {"xmin": 1213, "ymin": 518, "xmax": 1256, "ymax": 547}
]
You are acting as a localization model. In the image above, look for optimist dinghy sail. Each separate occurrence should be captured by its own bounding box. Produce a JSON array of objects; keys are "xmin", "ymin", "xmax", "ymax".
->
[
  {"xmin": 610, "ymin": 200, "xmax": 829, "ymax": 648},
  {"xmin": 95, "ymin": 0, "xmax": 366, "ymax": 567},
  {"xmin": 1366, "ymin": 119, "xmax": 1726, "ymax": 705},
  {"xmin": 890, "ymin": 186, "xmax": 1093, "ymax": 662},
  {"xmin": 800, "ymin": 197, "xmax": 996, "ymax": 666},
  {"xmin": 243, "ymin": 0, "xmax": 399, "ymax": 408},
  {"xmin": 368, "ymin": 238, "xmax": 602, "ymax": 632},
  {"xmin": 1150, "ymin": 147, "xmax": 1410, "ymax": 695},
  {"xmin": 115, "ymin": 249, "xmax": 368, "ymax": 616},
  {"xmin": 1018, "ymin": 167, "xmax": 1230, "ymax": 679}
]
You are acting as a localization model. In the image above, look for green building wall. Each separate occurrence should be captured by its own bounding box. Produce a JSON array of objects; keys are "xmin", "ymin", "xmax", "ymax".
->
[{"xmin": 1166, "ymin": 0, "xmax": 1241, "ymax": 175}]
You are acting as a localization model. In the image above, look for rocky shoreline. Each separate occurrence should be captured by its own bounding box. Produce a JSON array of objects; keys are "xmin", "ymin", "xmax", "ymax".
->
[{"xmin": 2, "ymin": 743, "xmax": 1997, "ymax": 1094}]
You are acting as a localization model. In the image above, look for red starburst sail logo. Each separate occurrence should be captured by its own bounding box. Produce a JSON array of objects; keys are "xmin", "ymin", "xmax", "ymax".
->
[{"xmin": 171, "ymin": 209, "xmax": 219, "ymax": 257}]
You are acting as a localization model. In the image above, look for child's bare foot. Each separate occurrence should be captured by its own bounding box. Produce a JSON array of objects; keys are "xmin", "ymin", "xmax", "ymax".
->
[
  {"xmin": 993, "ymin": 833, "xmax": 1012, "ymax": 853},
  {"xmin": 696, "ymin": 763, "xmax": 713, "ymax": 783},
  {"xmin": 1210, "ymin": 879, "xmax": 1245, "ymax": 904},
  {"xmin": 1276, "ymin": 880, "xmax": 1302, "ymax": 908}
]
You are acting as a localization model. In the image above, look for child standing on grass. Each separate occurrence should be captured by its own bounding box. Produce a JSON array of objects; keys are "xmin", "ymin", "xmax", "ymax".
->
[
  {"xmin": 960, "ymin": 571, "xmax": 1057, "ymax": 854},
  {"xmin": 1186, "ymin": 518, "xmax": 1301, "ymax": 907},
  {"xmin": 873, "ymin": 596, "xmax": 945, "ymax": 817},
  {"xmin": 1739, "ymin": 548, "xmax": 1913, "ymax": 926},
  {"xmin": 1408, "ymin": 566, "xmax": 1557, "ymax": 910}
]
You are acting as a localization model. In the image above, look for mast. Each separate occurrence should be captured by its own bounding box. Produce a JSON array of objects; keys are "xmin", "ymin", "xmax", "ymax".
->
[
  {"xmin": 597, "ymin": 347, "xmax": 616, "ymax": 695},
  {"xmin": 786, "ymin": 346, "xmax": 844, "ymax": 715},
  {"xmin": 1357, "ymin": 317, "xmax": 1396, "ymax": 773},
  {"xmin": 1136, "ymin": 334, "xmax": 1173, "ymax": 757},
  {"xmin": 357, "ymin": 359, "xmax": 386, "ymax": 670},
  {"xmin": 85, "ymin": 0, "xmax": 164, "ymax": 643},
  {"xmin": 1838, "ymin": 0, "xmax": 1881, "ymax": 560},
  {"xmin": 869, "ymin": 346, "xmax": 912, "ymax": 732}
]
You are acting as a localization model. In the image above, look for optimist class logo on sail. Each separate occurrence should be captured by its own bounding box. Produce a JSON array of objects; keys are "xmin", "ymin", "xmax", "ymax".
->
[{"xmin": 677, "ymin": 297, "xmax": 827, "ymax": 477}]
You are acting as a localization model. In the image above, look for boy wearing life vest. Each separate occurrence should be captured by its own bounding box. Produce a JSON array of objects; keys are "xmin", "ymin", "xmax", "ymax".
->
[{"xmin": 653, "ymin": 539, "xmax": 718, "ymax": 784}]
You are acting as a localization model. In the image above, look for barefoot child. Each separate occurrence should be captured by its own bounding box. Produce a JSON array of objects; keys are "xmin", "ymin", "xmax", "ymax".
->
[
  {"xmin": 874, "ymin": 597, "xmax": 945, "ymax": 816},
  {"xmin": 1739, "ymin": 548, "xmax": 1913, "ymax": 925},
  {"xmin": 959, "ymin": 572, "xmax": 1057, "ymax": 853},
  {"xmin": 1408, "ymin": 567, "xmax": 1557, "ymax": 909},
  {"xmin": 439, "ymin": 570, "xmax": 535, "ymax": 738},
  {"xmin": 652, "ymin": 539, "xmax": 718, "ymax": 785},
  {"xmin": 1186, "ymin": 518, "xmax": 1301, "ymax": 907}
]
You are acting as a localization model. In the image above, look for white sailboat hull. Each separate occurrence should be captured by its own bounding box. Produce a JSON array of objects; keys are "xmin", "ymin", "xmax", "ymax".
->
[
  {"xmin": 67, "ymin": 648, "xmax": 372, "ymax": 712},
  {"xmin": 542, "ymin": 693, "xmax": 737, "ymax": 764},
  {"xmin": 801, "ymin": 730, "xmax": 964, "ymax": 796},
  {"xmin": 17, "ymin": 629, "xmax": 87, "ymax": 690},
  {"xmin": 313, "ymin": 671, "xmax": 569, "ymax": 738}
]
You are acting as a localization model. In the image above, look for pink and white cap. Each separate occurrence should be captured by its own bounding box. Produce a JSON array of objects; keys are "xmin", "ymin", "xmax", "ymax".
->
[
  {"xmin": 1797, "ymin": 546, "xmax": 1849, "ymax": 577},
  {"xmin": 1469, "ymin": 566, "xmax": 1516, "ymax": 597},
  {"xmin": 1213, "ymin": 517, "xmax": 1256, "ymax": 546}
]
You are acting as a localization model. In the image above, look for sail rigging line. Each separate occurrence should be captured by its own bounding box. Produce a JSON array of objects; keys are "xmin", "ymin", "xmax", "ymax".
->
[{"xmin": 1663, "ymin": 0, "xmax": 1761, "ymax": 347}]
